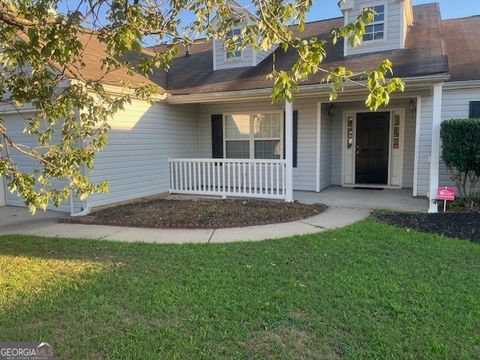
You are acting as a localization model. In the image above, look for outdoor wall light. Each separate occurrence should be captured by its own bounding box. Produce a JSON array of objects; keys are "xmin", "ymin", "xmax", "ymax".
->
[
  {"xmin": 327, "ymin": 103, "xmax": 336, "ymax": 120},
  {"xmin": 408, "ymin": 98, "xmax": 417, "ymax": 116}
]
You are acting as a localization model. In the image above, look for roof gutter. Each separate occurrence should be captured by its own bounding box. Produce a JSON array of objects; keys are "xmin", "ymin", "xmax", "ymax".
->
[
  {"xmin": 443, "ymin": 80, "xmax": 480, "ymax": 90},
  {"xmin": 70, "ymin": 80, "xmax": 168, "ymax": 101},
  {"xmin": 165, "ymin": 74, "xmax": 450, "ymax": 104}
]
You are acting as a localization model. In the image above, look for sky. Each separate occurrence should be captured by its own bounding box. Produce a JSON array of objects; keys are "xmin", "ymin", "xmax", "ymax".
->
[
  {"xmin": 305, "ymin": 0, "xmax": 480, "ymax": 22},
  {"xmin": 172, "ymin": 0, "xmax": 480, "ymax": 34},
  {"xmin": 59, "ymin": 0, "xmax": 480, "ymax": 36}
]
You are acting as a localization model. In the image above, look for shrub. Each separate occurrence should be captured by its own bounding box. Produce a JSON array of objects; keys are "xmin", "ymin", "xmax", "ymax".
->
[{"xmin": 440, "ymin": 118, "xmax": 480, "ymax": 208}]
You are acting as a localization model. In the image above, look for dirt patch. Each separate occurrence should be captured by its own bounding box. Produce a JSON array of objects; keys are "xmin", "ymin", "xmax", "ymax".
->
[
  {"xmin": 246, "ymin": 327, "xmax": 340, "ymax": 359},
  {"xmin": 375, "ymin": 212, "xmax": 480, "ymax": 243},
  {"xmin": 66, "ymin": 198, "xmax": 326, "ymax": 229}
]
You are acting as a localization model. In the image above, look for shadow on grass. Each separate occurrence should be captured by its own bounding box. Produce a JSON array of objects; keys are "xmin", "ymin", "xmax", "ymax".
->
[{"xmin": 0, "ymin": 221, "xmax": 479, "ymax": 359}]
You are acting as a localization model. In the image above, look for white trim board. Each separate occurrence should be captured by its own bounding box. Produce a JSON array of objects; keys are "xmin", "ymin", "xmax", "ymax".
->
[
  {"xmin": 315, "ymin": 102, "xmax": 322, "ymax": 192},
  {"xmin": 428, "ymin": 83, "xmax": 443, "ymax": 213}
]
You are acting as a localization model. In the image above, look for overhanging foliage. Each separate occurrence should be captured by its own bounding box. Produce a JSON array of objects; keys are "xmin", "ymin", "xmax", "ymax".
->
[{"xmin": 0, "ymin": 0, "xmax": 405, "ymax": 212}]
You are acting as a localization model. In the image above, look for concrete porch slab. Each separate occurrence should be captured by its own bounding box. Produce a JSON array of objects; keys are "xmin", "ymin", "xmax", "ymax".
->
[{"xmin": 295, "ymin": 186, "xmax": 428, "ymax": 213}]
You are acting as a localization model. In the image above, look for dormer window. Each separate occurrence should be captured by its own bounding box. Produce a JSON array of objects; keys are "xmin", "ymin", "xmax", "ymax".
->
[
  {"xmin": 225, "ymin": 28, "xmax": 242, "ymax": 59},
  {"xmin": 363, "ymin": 4, "xmax": 385, "ymax": 41}
]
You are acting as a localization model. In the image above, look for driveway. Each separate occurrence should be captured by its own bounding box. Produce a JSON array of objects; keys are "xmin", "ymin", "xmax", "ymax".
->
[{"xmin": 0, "ymin": 206, "xmax": 63, "ymax": 234}]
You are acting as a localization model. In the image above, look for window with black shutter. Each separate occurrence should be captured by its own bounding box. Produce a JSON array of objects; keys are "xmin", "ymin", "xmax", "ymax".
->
[
  {"xmin": 469, "ymin": 101, "xmax": 480, "ymax": 118},
  {"xmin": 211, "ymin": 114, "xmax": 223, "ymax": 158},
  {"xmin": 212, "ymin": 111, "xmax": 297, "ymax": 165}
]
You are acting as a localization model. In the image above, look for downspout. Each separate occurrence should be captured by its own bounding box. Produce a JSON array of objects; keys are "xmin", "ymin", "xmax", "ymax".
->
[
  {"xmin": 69, "ymin": 107, "xmax": 91, "ymax": 217},
  {"xmin": 70, "ymin": 195, "xmax": 91, "ymax": 217}
]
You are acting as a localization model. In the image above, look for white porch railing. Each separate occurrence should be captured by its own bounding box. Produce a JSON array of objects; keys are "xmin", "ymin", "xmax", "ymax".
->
[{"xmin": 169, "ymin": 158, "xmax": 287, "ymax": 199}]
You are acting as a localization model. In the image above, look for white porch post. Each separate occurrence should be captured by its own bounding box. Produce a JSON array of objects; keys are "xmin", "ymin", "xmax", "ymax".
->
[
  {"xmin": 0, "ymin": 177, "xmax": 6, "ymax": 206},
  {"xmin": 316, "ymin": 102, "xmax": 322, "ymax": 192},
  {"xmin": 428, "ymin": 83, "xmax": 443, "ymax": 213},
  {"xmin": 285, "ymin": 100, "xmax": 294, "ymax": 202}
]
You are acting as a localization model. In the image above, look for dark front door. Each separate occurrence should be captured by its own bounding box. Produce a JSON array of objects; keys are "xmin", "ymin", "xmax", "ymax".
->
[{"xmin": 355, "ymin": 112, "xmax": 390, "ymax": 185}]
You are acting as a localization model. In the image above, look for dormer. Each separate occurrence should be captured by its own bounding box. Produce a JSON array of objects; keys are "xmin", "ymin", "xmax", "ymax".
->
[
  {"xmin": 339, "ymin": 0, "xmax": 413, "ymax": 56},
  {"xmin": 212, "ymin": 1, "xmax": 273, "ymax": 70}
]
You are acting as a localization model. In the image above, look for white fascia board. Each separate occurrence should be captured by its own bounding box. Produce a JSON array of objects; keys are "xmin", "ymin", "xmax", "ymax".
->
[
  {"xmin": 443, "ymin": 80, "xmax": 480, "ymax": 90},
  {"xmin": 69, "ymin": 80, "xmax": 167, "ymax": 101},
  {"xmin": 166, "ymin": 74, "xmax": 450, "ymax": 104}
]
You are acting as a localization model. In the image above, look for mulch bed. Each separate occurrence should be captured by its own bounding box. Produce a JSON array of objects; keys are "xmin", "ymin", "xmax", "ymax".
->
[
  {"xmin": 65, "ymin": 198, "xmax": 327, "ymax": 229},
  {"xmin": 375, "ymin": 212, "xmax": 480, "ymax": 243}
]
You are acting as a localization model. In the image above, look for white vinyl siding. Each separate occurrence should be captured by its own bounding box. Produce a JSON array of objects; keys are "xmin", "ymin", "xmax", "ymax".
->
[
  {"xmin": 1, "ymin": 112, "xmax": 81, "ymax": 212},
  {"xmin": 439, "ymin": 87, "xmax": 480, "ymax": 187},
  {"xmin": 0, "ymin": 177, "xmax": 5, "ymax": 206},
  {"xmin": 214, "ymin": 35, "xmax": 275, "ymax": 69},
  {"xmin": 416, "ymin": 95, "xmax": 434, "ymax": 196},
  {"xmin": 345, "ymin": 0, "xmax": 402, "ymax": 56},
  {"xmin": 331, "ymin": 110, "xmax": 343, "ymax": 185},
  {"xmin": 256, "ymin": 46, "xmax": 276, "ymax": 64},
  {"xmin": 197, "ymin": 99, "xmax": 318, "ymax": 191},
  {"xmin": 402, "ymin": 105, "xmax": 416, "ymax": 188},
  {"xmin": 86, "ymin": 100, "xmax": 198, "ymax": 208},
  {"xmin": 214, "ymin": 38, "xmax": 254, "ymax": 70}
]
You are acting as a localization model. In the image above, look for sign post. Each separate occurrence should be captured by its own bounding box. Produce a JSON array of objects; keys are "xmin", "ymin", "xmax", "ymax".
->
[{"xmin": 436, "ymin": 187, "xmax": 456, "ymax": 212}]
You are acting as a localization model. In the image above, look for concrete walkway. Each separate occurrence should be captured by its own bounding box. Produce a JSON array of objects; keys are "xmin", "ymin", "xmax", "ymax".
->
[{"xmin": 0, "ymin": 206, "xmax": 371, "ymax": 244}]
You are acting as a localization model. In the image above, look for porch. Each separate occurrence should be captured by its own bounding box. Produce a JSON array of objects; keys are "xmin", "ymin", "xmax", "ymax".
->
[{"xmin": 167, "ymin": 89, "xmax": 439, "ymax": 213}]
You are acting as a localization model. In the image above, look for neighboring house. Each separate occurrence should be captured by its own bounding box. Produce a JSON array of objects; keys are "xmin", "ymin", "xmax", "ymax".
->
[{"xmin": 1, "ymin": 0, "xmax": 480, "ymax": 214}]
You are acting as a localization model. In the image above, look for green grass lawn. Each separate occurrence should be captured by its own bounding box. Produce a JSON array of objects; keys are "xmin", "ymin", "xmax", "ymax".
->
[{"xmin": 1, "ymin": 220, "xmax": 479, "ymax": 359}]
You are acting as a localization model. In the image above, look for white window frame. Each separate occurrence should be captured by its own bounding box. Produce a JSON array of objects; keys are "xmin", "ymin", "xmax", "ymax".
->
[
  {"xmin": 224, "ymin": 28, "xmax": 243, "ymax": 61},
  {"xmin": 362, "ymin": 3, "xmax": 386, "ymax": 43},
  {"xmin": 223, "ymin": 112, "xmax": 284, "ymax": 160},
  {"xmin": 224, "ymin": 113, "xmax": 251, "ymax": 159}
]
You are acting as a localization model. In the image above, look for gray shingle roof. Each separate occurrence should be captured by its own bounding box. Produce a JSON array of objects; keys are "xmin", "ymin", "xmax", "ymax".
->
[
  {"xmin": 442, "ymin": 15, "xmax": 480, "ymax": 82},
  {"xmin": 148, "ymin": 3, "xmax": 449, "ymax": 95}
]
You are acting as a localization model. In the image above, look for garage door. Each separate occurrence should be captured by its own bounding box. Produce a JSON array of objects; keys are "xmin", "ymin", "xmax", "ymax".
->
[{"xmin": 2, "ymin": 113, "xmax": 70, "ymax": 212}]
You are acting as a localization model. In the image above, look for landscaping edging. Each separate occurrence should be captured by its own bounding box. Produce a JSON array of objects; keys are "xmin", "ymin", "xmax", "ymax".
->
[
  {"xmin": 0, "ymin": 206, "xmax": 373, "ymax": 244},
  {"xmin": 62, "ymin": 198, "xmax": 327, "ymax": 229}
]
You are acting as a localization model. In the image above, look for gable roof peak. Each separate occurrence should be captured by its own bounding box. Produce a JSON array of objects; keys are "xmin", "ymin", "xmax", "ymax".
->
[{"xmin": 211, "ymin": 0, "xmax": 255, "ymax": 28}]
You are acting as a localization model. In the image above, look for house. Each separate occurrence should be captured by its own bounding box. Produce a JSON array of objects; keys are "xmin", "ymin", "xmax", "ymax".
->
[{"xmin": 1, "ymin": 0, "xmax": 480, "ymax": 214}]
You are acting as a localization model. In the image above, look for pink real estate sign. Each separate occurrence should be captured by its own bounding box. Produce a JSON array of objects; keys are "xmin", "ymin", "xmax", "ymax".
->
[
  {"xmin": 436, "ymin": 187, "xmax": 456, "ymax": 201},
  {"xmin": 436, "ymin": 187, "xmax": 456, "ymax": 212}
]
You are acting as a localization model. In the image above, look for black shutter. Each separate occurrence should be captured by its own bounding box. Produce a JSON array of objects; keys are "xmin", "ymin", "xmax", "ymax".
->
[
  {"xmin": 469, "ymin": 101, "xmax": 480, "ymax": 118},
  {"xmin": 211, "ymin": 114, "xmax": 223, "ymax": 158},
  {"xmin": 283, "ymin": 111, "xmax": 298, "ymax": 168},
  {"xmin": 293, "ymin": 111, "xmax": 298, "ymax": 168}
]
